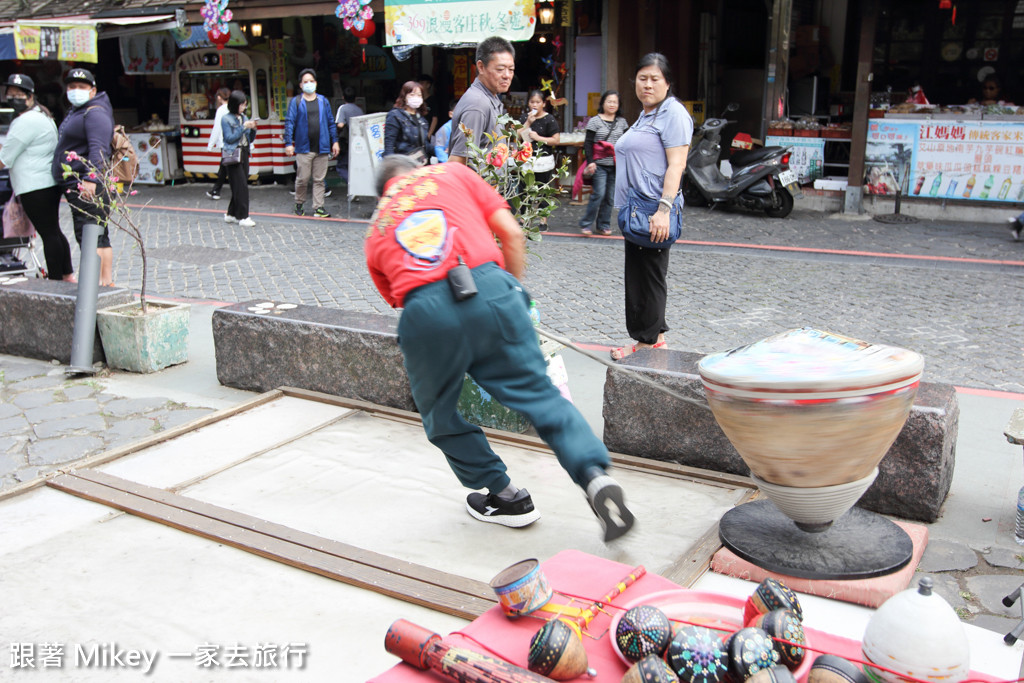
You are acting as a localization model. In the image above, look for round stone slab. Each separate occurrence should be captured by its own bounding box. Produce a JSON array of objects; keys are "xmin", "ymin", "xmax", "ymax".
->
[{"xmin": 718, "ymin": 500, "xmax": 913, "ymax": 580}]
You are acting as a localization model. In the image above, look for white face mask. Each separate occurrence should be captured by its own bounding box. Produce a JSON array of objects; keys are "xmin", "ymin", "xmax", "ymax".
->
[
  {"xmin": 301, "ymin": 82, "xmax": 316, "ymax": 95},
  {"xmin": 67, "ymin": 89, "xmax": 91, "ymax": 107},
  {"xmin": 405, "ymin": 95, "xmax": 423, "ymax": 110}
]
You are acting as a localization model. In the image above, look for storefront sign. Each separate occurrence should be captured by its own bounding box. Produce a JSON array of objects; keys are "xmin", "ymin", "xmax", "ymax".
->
[
  {"xmin": 269, "ymin": 39, "xmax": 287, "ymax": 120},
  {"xmin": 15, "ymin": 25, "xmax": 97, "ymax": 62},
  {"xmin": 863, "ymin": 120, "xmax": 916, "ymax": 195},
  {"xmin": 766, "ymin": 136, "xmax": 825, "ymax": 181},
  {"xmin": 120, "ymin": 32, "xmax": 179, "ymax": 75},
  {"xmin": 452, "ymin": 55, "xmax": 469, "ymax": 98},
  {"xmin": 384, "ymin": 0, "xmax": 536, "ymax": 46},
  {"xmin": 869, "ymin": 118, "xmax": 1024, "ymax": 202}
]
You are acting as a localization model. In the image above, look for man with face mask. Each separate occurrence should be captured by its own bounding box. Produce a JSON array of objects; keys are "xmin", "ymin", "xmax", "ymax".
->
[
  {"xmin": 284, "ymin": 68, "xmax": 339, "ymax": 218},
  {"xmin": 51, "ymin": 68, "xmax": 116, "ymax": 286},
  {"xmin": 447, "ymin": 36, "xmax": 516, "ymax": 166}
]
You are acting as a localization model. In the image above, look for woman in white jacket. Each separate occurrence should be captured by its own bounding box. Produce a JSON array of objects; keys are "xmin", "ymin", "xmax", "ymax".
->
[{"xmin": 205, "ymin": 87, "xmax": 230, "ymax": 200}]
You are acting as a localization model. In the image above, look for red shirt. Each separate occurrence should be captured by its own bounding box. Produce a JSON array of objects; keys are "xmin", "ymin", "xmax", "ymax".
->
[{"xmin": 365, "ymin": 163, "xmax": 510, "ymax": 308}]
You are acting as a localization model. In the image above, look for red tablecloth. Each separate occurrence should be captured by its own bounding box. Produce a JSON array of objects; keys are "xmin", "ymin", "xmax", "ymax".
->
[{"xmin": 369, "ymin": 549, "xmax": 999, "ymax": 683}]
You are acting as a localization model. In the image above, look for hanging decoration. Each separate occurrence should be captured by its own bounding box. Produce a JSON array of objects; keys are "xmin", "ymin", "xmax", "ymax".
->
[
  {"xmin": 201, "ymin": 0, "xmax": 232, "ymax": 50},
  {"xmin": 551, "ymin": 35, "xmax": 563, "ymax": 56},
  {"xmin": 337, "ymin": 0, "xmax": 374, "ymax": 62},
  {"xmin": 351, "ymin": 19, "xmax": 376, "ymax": 63}
]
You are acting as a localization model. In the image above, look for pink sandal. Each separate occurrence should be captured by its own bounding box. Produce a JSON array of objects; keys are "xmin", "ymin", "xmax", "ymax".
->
[{"xmin": 609, "ymin": 340, "xmax": 667, "ymax": 360}]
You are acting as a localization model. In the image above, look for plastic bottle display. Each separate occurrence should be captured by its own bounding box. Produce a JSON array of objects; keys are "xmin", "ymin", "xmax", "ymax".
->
[
  {"xmin": 928, "ymin": 173, "xmax": 942, "ymax": 197},
  {"xmin": 979, "ymin": 174, "xmax": 994, "ymax": 199},
  {"xmin": 998, "ymin": 177, "xmax": 1012, "ymax": 200},
  {"xmin": 914, "ymin": 175, "xmax": 926, "ymax": 195},
  {"xmin": 962, "ymin": 174, "xmax": 976, "ymax": 198},
  {"xmin": 945, "ymin": 178, "xmax": 958, "ymax": 197}
]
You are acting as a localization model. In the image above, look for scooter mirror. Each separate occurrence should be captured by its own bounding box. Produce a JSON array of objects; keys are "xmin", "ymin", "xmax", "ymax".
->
[{"xmin": 724, "ymin": 102, "xmax": 740, "ymax": 113}]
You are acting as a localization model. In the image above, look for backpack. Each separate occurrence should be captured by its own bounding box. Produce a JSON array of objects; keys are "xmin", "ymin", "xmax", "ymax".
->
[{"xmin": 86, "ymin": 106, "xmax": 140, "ymax": 183}]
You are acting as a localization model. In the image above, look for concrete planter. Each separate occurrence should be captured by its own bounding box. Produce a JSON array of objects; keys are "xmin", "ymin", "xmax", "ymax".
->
[{"xmin": 96, "ymin": 300, "xmax": 191, "ymax": 373}]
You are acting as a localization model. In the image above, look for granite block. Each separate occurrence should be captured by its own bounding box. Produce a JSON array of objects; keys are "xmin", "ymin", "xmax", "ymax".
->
[
  {"xmin": 212, "ymin": 302, "xmax": 415, "ymax": 411},
  {"xmin": 603, "ymin": 348, "xmax": 957, "ymax": 522},
  {"xmin": 0, "ymin": 280, "xmax": 133, "ymax": 364}
]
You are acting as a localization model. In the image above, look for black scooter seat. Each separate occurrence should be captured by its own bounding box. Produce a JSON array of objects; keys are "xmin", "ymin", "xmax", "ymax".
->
[{"xmin": 730, "ymin": 145, "xmax": 787, "ymax": 167}]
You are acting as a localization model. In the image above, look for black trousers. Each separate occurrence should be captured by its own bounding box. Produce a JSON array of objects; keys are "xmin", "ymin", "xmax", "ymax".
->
[
  {"xmin": 67, "ymin": 185, "xmax": 111, "ymax": 249},
  {"xmin": 20, "ymin": 185, "xmax": 72, "ymax": 280},
  {"xmin": 212, "ymin": 161, "xmax": 228, "ymax": 193},
  {"xmin": 623, "ymin": 239, "xmax": 671, "ymax": 345},
  {"xmin": 225, "ymin": 148, "xmax": 249, "ymax": 220}
]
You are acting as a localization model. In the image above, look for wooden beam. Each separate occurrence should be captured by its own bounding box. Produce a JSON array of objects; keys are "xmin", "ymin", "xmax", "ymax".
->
[{"xmin": 845, "ymin": 0, "xmax": 879, "ymax": 214}]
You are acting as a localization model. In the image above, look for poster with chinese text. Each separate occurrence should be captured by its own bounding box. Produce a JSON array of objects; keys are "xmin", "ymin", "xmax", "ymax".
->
[{"xmin": 384, "ymin": 0, "xmax": 536, "ymax": 46}]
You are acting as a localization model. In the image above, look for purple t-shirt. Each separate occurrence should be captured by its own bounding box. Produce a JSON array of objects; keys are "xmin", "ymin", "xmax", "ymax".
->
[{"xmin": 614, "ymin": 97, "xmax": 693, "ymax": 207}]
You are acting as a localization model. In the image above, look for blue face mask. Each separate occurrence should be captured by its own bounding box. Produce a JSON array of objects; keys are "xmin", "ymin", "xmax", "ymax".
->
[
  {"xmin": 301, "ymin": 82, "xmax": 316, "ymax": 95},
  {"xmin": 67, "ymin": 89, "xmax": 91, "ymax": 107}
]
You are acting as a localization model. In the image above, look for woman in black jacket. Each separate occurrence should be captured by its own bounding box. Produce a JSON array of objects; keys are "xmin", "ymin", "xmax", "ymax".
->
[{"xmin": 384, "ymin": 81, "xmax": 430, "ymax": 162}]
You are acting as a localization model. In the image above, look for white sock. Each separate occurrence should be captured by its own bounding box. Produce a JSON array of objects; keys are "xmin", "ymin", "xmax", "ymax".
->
[{"xmin": 494, "ymin": 483, "xmax": 519, "ymax": 501}]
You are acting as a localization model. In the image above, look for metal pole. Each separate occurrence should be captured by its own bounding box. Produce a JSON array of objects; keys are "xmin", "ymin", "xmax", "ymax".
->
[{"xmin": 66, "ymin": 222, "xmax": 102, "ymax": 375}]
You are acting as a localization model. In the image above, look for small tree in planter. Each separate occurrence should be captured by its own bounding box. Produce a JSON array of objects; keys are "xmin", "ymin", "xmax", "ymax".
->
[
  {"xmin": 61, "ymin": 152, "xmax": 190, "ymax": 373},
  {"xmin": 461, "ymin": 113, "xmax": 570, "ymax": 242}
]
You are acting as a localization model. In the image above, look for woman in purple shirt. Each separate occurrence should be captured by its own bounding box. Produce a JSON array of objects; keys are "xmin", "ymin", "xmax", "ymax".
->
[{"xmin": 610, "ymin": 53, "xmax": 692, "ymax": 360}]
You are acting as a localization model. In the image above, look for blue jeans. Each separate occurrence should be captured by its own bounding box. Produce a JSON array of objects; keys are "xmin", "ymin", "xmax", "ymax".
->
[
  {"xmin": 579, "ymin": 164, "xmax": 615, "ymax": 232},
  {"xmin": 398, "ymin": 262, "xmax": 610, "ymax": 493}
]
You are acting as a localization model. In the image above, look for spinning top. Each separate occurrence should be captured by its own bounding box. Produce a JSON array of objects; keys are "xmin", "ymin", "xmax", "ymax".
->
[
  {"xmin": 743, "ymin": 578, "xmax": 803, "ymax": 625},
  {"xmin": 615, "ymin": 605, "xmax": 673, "ymax": 662},
  {"xmin": 725, "ymin": 627, "xmax": 779, "ymax": 681},
  {"xmin": 621, "ymin": 654, "xmax": 679, "ymax": 683},
  {"xmin": 746, "ymin": 665, "xmax": 797, "ymax": 683},
  {"xmin": 807, "ymin": 654, "xmax": 869, "ymax": 683},
  {"xmin": 665, "ymin": 624, "xmax": 729, "ymax": 683},
  {"xmin": 528, "ymin": 619, "xmax": 595, "ymax": 680},
  {"xmin": 861, "ymin": 577, "xmax": 969, "ymax": 683},
  {"xmin": 749, "ymin": 609, "xmax": 805, "ymax": 670}
]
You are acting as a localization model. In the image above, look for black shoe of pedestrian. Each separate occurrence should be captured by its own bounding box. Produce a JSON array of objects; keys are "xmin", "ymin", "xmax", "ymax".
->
[
  {"xmin": 1010, "ymin": 217, "xmax": 1022, "ymax": 242},
  {"xmin": 584, "ymin": 467, "xmax": 635, "ymax": 542},
  {"xmin": 294, "ymin": 203, "xmax": 305, "ymax": 216},
  {"xmin": 313, "ymin": 207, "xmax": 331, "ymax": 218},
  {"xmin": 466, "ymin": 488, "xmax": 540, "ymax": 528},
  {"xmin": 206, "ymin": 190, "xmax": 220, "ymax": 200}
]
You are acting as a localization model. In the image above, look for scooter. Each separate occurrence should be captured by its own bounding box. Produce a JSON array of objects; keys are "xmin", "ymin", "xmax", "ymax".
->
[{"xmin": 682, "ymin": 104, "xmax": 799, "ymax": 218}]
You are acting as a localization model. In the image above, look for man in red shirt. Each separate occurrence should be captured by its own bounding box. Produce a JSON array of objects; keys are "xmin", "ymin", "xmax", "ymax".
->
[{"xmin": 365, "ymin": 156, "xmax": 635, "ymax": 542}]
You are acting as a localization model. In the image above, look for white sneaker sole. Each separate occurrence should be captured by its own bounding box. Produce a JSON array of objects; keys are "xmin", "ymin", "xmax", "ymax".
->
[{"xmin": 466, "ymin": 502, "xmax": 540, "ymax": 528}]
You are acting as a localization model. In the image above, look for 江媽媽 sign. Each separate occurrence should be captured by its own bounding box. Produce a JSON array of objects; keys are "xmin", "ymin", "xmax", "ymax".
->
[
  {"xmin": 15, "ymin": 24, "xmax": 98, "ymax": 62},
  {"xmin": 384, "ymin": 0, "xmax": 536, "ymax": 46}
]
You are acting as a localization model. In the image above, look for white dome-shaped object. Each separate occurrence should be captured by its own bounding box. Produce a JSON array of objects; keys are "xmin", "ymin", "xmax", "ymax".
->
[{"xmin": 861, "ymin": 577, "xmax": 970, "ymax": 683}]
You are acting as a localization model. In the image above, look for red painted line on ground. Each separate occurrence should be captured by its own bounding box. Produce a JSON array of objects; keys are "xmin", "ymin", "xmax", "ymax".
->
[{"xmin": 954, "ymin": 386, "xmax": 1024, "ymax": 401}]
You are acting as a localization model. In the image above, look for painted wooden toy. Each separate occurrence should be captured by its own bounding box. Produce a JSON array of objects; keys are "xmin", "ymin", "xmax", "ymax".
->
[
  {"xmin": 527, "ymin": 618, "xmax": 595, "ymax": 680},
  {"xmin": 620, "ymin": 654, "xmax": 680, "ymax": 683},
  {"xmin": 743, "ymin": 578, "xmax": 803, "ymax": 625},
  {"xmin": 749, "ymin": 609, "xmax": 805, "ymax": 670},
  {"xmin": 861, "ymin": 577, "xmax": 970, "ymax": 683},
  {"xmin": 725, "ymin": 627, "xmax": 779, "ymax": 681},
  {"xmin": 615, "ymin": 604, "xmax": 673, "ymax": 662},
  {"xmin": 664, "ymin": 624, "xmax": 729, "ymax": 683},
  {"xmin": 807, "ymin": 654, "xmax": 870, "ymax": 683},
  {"xmin": 745, "ymin": 665, "xmax": 798, "ymax": 683}
]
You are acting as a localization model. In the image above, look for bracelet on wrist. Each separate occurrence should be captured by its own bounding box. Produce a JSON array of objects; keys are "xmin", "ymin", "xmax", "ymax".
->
[{"xmin": 658, "ymin": 198, "xmax": 673, "ymax": 211}]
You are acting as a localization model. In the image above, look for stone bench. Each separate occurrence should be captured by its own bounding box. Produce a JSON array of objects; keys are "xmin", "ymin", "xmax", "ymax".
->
[
  {"xmin": 211, "ymin": 301, "xmax": 415, "ymax": 411},
  {"xmin": 0, "ymin": 279, "xmax": 133, "ymax": 365},
  {"xmin": 602, "ymin": 348, "xmax": 958, "ymax": 523}
]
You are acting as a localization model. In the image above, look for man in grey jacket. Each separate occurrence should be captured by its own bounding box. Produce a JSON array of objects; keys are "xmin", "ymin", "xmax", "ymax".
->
[{"xmin": 447, "ymin": 36, "xmax": 515, "ymax": 165}]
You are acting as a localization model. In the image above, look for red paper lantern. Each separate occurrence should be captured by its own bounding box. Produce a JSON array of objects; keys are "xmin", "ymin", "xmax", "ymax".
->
[
  {"xmin": 351, "ymin": 18, "xmax": 375, "ymax": 45},
  {"xmin": 207, "ymin": 29, "xmax": 231, "ymax": 50},
  {"xmin": 938, "ymin": 0, "xmax": 951, "ymax": 7}
]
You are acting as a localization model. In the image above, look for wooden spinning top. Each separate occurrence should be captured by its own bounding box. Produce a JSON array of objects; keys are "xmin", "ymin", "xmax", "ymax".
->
[
  {"xmin": 749, "ymin": 609, "xmax": 805, "ymax": 670},
  {"xmin": 807, "ymin": 654, "xmax": 869, "ymax": 683},
  {"xmin": 743, "ymin": 578, "xmax": 803, "ymax": 625},
  {"xmin": 621, "ymin": 654, "xmax": 680, "ymax": 683},
  {"xmin": 615, "ymin": 605, "xmax": 673, "ymax": 662},
  {"xmin": 746, "ymin": 665, "xmax": 797, "ymax": 683},
  {"xmin": 665, "ymin": 624, "xmax": 729, "ymax": 683},
  {"xmin": 725, "ymin": 627, "xmax": 779, "ymax": 681},
  {"xmin": 527, "ymin": 619, "xmax": 595, "ymax": 680}
]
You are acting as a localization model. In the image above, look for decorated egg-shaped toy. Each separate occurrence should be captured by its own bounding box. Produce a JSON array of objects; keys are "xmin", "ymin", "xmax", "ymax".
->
[
  {"xmin": 746, "ymin": 665, "xmax": 797, "ymax": 683},
  {"xmin": 615, "ymin": 605, "xmax": 673, "ymax": 662},
  {"xmin": 527, "ymin": 618, "xmax": 592, "ymax": 680},
  {"xmin": 726, "ymin": 627, "xmax": 779, "ymax": 681},
  {"xmin": 621, "ymin": 654, "xmax": 680, "ymax": 683},
  {"xmin": 807, "ymin": 654, "xmax": 870, "ymax": 683},
  {"xmin": 750, "ymin": 609, "xmax": 805, "ymax": 670},
  {"xmin": 743, "ymin": 578, "xmax": 803, "ymax": 625},
  {"xmin": 665, "ymin": 624, "xmax": 729, "ymax": 683},
  {"xmin": 861, "ymin": 577, "xmax": 969, "ymax": 683}
]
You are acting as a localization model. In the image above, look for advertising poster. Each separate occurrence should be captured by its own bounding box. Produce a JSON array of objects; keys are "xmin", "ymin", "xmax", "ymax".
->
[
  {"xmin": 129, "ymin": 133, "xmax": 167, "ymax": 185},
  {"xmin": 120, "ymin": 33, "xmax": 178, "ymax": 75},
  {"xmin": 347, "ymin": 112, "xmax": 387, "ymax": 199},
  {"xmin": 15, "ymin": 25, "xmax": 97, "ymax": 62},
  {"xmin": 384, "ymin": 0, "xmax": 536, "ymax": 46},
  {"xmin": 765, "ymin": 136, "xmax": 825, "ymax": 181},
  {"xmin": 907, "ymin": 121, "xmax": 1024, "ymax": 202},
  {"xmin": 269, "ymin": 39, "xmax": 287, "ymax": 120},
  {"xmin": 863, "ymin": 120, "xmax": 916, "ymax": 195}
]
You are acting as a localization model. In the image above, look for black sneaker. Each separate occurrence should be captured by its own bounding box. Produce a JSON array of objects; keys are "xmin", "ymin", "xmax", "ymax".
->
[
  {"xmin": 466, "ymin": 488, "xmax": 540, "ymax": 528},
  {"xmin": 584, "ymin": 467, "xmax": 635, "ymax": 542},
  {"xmin": 294, "ymin": 203, "xmax": 305, "ymax": 216},
  {"xmin": 206, "ymin": 190, "xmax": 221, "ymax": 200},
  {"xmin": 0, "ymin": 257, "xmax": 26, "ymax": 272},
  {"xmin": 1010, "ymin": 217, "xmax": 1022, "ymax": 242},
  {"xmin": 313, "ymin": 207, "xmax": 331, "ymax": 218}
]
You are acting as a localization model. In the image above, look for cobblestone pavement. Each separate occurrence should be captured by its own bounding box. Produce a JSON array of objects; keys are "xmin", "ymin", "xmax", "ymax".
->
[{"xmin": 72, "ymin": 181, "xmax": 1024, "ymax": 393}]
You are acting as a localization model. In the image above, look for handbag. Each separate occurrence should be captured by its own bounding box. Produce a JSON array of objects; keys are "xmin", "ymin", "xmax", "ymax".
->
[
  {"xmin": 2, "ymin": 196, "xmax": 34, "ymax": 239},
  {"xmin": 617, "ymin": 188, "xmax": 684, "ymax": 249},
  {"xmin": 221, "ymin": 147, "xmax": 241, "ymax": 166}
]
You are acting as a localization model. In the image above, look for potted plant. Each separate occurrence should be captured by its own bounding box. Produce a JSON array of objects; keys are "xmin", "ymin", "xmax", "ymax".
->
[{"xmin": 61, "ymin": 151, "xmax": 190, "ymax": 373}]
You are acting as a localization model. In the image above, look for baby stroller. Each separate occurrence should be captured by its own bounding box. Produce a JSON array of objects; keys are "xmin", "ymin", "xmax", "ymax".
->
[{"xmin": 0, "ymin": 168, "xmax": 45, "ymax": 279}]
